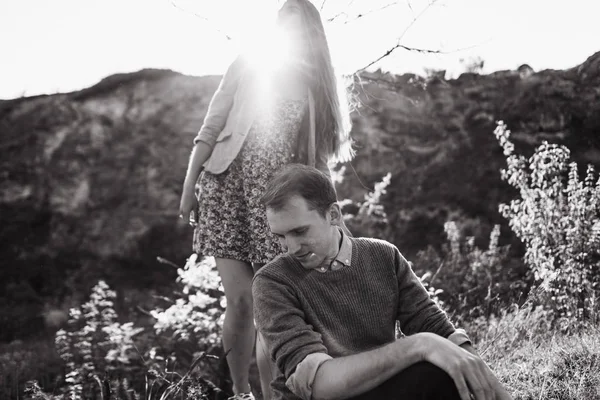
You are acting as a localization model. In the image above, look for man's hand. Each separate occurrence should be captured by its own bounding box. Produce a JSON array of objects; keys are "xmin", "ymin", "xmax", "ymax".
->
[
  {"xmin": 416, "ymin": 332, "xmax": 510, "ymax": 400},
  {"xmin": 460, "ymin": 343, "xmax": 513, "ymax": 400}
]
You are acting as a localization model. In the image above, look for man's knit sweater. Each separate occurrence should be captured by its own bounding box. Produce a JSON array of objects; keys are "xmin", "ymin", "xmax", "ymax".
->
[{"xmin": 252, "ymin": 237, "xmax": 466, "ymax": 400}]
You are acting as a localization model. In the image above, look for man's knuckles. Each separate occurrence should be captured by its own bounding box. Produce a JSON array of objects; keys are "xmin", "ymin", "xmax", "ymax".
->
[{"xmin": 449, "ymin": 355, "xmax": 479, "ymax": 372}]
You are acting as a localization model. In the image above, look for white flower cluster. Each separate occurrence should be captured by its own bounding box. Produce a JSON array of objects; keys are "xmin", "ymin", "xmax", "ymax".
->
[
  {"xmin": 359, "ymin": 172, "xmax": 392, "ymax": 220},
  {"xmin": 103, "ymin": 322, "xmax": 144, "ymax": 364},
  {"xmin": 177, "ymin": 253, "xmax": 224, "ymax": 295},
  {"xmin": 152, "ymin": 255, "xmax": 225, "ymax": 345}
]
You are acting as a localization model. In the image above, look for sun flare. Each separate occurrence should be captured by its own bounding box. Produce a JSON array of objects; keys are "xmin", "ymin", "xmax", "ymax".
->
[{"xmin": 244, "ymin": 24, "xmax": 297, "ymax": 74}]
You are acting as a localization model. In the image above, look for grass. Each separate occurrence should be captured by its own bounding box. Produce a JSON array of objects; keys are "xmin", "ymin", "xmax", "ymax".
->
[
  {"xmin": 465, "ymin": 305, "xmax": 600, "ymax": 400},
  {"xmin": 488, "ymin": 328, "xmax": 600, "ymax": 399},
  {"xmin": 2, "ymin": 314, "xmax": 599, "ymax": 399}
]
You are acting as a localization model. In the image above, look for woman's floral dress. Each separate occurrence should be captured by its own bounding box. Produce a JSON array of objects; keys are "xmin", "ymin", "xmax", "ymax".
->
[{"xmin": 193, "ymin": 95, "xmax": 307, "ymax": 264}]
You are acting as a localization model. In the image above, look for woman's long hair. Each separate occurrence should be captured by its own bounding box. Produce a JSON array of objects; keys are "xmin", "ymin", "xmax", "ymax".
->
[{"xmin": 294, "ymin": 0, "xmax": 355, "ymax": 163}]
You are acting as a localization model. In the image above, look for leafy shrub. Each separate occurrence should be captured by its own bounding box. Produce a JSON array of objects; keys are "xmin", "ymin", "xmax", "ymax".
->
[
  {"xmin": 494, "ymin": 121, "xmax": 600, "ymax": 322},
  {"xmin": 22, "ymin": 254, "xmax": 228, "ymax": 399},
  {"xmin": 53, "ymin": 281, "xmax": 145, "ymax": 398},
  {"xmin": 414, "ymin": 221, "xmax": 531, "ymax": 322},
  {"xmin": 149, "ymin": 254, "xmax": 228, "ymax": 389},
  {"xmin": 151, "ymin": 254, "xmax": 224, "ymax": 347},
  {"xmin": 342, "ymin": 171, "xmax": 392, "ymax": 240}
]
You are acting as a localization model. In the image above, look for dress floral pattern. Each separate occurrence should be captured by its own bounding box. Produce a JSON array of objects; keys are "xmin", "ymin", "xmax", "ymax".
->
[{"xmin": 193, "ymin": 96, "xmax": 307, "ymax": 264}]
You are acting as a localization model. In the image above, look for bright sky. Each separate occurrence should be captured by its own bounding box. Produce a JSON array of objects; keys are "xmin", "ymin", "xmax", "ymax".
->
[{"xmin": 1, "ymin": 0, "xmax": 599, "ymax": 100}]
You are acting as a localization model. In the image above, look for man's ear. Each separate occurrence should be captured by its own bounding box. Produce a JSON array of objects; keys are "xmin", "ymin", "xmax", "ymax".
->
[{"xmin": 328, "ymin": 203, "xmax": 342, "ymax": 226}]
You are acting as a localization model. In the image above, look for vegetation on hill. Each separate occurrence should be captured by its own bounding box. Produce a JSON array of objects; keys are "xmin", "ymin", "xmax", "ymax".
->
[{"xmin": 2, "ymin": 120, "xmax": 599, "ymax": 399}]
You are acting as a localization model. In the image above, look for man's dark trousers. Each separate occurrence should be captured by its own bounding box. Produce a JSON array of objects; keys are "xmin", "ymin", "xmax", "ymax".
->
[{"xmin": 350, "ymin": 362, "xmax": 461, "ymax": 400}]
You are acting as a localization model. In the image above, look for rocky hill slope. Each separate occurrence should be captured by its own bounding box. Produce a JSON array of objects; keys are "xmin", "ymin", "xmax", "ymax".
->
[
  {"xmin": 344, "ymin": 52, "xmax": 600, "ymax": 250},
  {"xmin": 2, "ymin": 52, "xmax": 599, "ymax": 340}
]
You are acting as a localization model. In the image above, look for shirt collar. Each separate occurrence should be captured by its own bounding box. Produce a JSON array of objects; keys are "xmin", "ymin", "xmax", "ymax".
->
[{"xmin": 315, "ymin": 227, "xmax": 353, "ymax": 273}]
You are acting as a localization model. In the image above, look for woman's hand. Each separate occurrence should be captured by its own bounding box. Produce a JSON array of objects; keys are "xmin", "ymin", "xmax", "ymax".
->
[{"xmin": 179, "ymin": 182, "xmax": 198, "ymax": 226}]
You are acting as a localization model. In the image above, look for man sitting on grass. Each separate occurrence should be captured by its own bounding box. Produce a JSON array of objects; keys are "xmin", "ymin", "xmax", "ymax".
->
[{"xmin": 252, "ymin": 164, "xmax": 512, "ymax": 400}]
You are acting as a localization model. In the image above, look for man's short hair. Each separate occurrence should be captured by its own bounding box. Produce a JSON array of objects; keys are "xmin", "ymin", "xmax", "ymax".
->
[{"xmin": 261, "ymin": 164, "xmax": 338, "ymax": 216}]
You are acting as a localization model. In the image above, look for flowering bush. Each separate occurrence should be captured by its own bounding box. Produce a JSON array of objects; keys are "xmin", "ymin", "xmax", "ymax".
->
[
  {"xmin": 25, "ymin": 257, "xmax": 227, "ymax": 399},
  {"xmin": 494, "ymin": 121, "xmax": 600, "ymax": 322},
  {"xmin": 414, "ymin": 220, "xmax": 529, "ymax": 322},
  {"xmin": 151, "ymin": 253, "xmax": 225, "ymax": 349},
  {"xmin": 342, "ymin": 172, "xmax": 392, "ymax": 239},
  {"xmin": 53, "ymin": 281, "xmax": 145, "ymax": 399}
]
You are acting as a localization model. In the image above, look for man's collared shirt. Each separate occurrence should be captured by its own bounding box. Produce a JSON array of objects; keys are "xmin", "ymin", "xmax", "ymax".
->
[{"xmin": 314, "ymin": 227, "xmax": 352, "ymax": 273}]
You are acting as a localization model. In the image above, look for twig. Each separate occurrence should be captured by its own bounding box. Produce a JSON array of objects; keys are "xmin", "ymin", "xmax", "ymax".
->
[
  {"xmin": 397, "ymin": 0, "xmax": 439, "ymax": 43},
  {"xmin": 136, "ymin": 305, "xmax": 155, "ymax": 317},
  {"xmin": 429, "ymin": 260, "xmax": 446, "ymax": 286},
  {"xmin": 327, "ymin": 10, "xmax": 348, "ymax": 22},
  {"xmin": 357, "ymin": 0, "xmax": 440, "ymax": 71},
  {"xmin": 156, "ymin": 256, "xmax": 180, "ymax": 269},
  {"xmin": 168, "ymin": 0, "xmax": 232, "ymax": 41},
  {"xmin": 151, "ymin": 295, "xmax": 175, "ymax": 303},
  {"xmin": 327, "ymin": 0, "xmax": 357, "ymax": 21},
  {"xmin": 328, "ymin": 1, "xmax": 398, "ymax": 23},
  {"xmin": 358, "ymin": 44, "xmax": 446, "ymax": 72},
  {"xmin": 349, "ymin": 2, "xmax": 398, "ymax": 24},
  {"xmin": 358, "ymin": 40, "xmax": 480, "ymax": 72}
]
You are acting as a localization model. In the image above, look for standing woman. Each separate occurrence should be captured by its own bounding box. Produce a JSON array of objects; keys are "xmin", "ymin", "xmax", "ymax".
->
[{"xmin": 179, "ymin": 1, "xmax": 354, "ymax": 399}]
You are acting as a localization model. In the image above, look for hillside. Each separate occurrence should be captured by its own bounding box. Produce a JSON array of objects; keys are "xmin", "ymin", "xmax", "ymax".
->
[{"xmin": 1, "ymin": 52, "xmax": 600, "ymax": 341}]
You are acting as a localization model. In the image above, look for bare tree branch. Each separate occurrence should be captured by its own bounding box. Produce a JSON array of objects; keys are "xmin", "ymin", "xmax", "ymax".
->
[
  {"xmin": 406, "ymin": 0, "xmax": 414, "ymax": 15},
  {"xmin": 327, "ymin": 0, "xmax": 357, "ymax": 22},
  {"xmin": 397, "ymin": 0, "xmax": 439, "ymax": 45},
  {"xmin": 168, "ymin": 0, "xmax": 233, "ymax": 41},
  {"xmin": 356, "ymin": 0, "xmax": 440, "ymax": 71},
  {"xmin": 358, "ymin": 45, "xmax": 446, "ymax": 72},
  {"xmin": 357, "ymin": 41, "xmax": 480, "ymax": 72},
  {"xmin": 167, "ymin": 0, "xmax": 476, "ymax": 87},
  {"xmin": 328, "ymin": 2, "xmax": 399, "ymax": 24}
]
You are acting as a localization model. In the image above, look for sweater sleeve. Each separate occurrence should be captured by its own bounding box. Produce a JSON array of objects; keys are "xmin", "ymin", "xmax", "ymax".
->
[
  {"xmin": 253, "ymin": 272, "xmax": 329, "ymax": 380},
  {"xmin": 393, "ymin": 246, "xmax": 456, "ymax": 338},
  {"xmin": 193, "ymin": 54, "xmax": 245, "ymax": 148}
]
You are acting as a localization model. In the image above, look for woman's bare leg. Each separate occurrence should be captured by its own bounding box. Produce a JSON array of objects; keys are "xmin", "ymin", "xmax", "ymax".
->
[
  {"xmin": 256, "ymin": 332, "xmax": 274, "ymax": 400},
  {"xmin": 253, "ymin": 262, "xmax": 274, "ymax": 400},
  {"xmin": 216, "ymin": 257, "xmax": 256, "ymax": 394}
]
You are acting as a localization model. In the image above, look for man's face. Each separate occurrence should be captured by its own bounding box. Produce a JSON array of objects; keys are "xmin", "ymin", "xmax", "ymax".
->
[{"xmin": 267, "ymin": 195, "xmax": 338, "ymax": 269}]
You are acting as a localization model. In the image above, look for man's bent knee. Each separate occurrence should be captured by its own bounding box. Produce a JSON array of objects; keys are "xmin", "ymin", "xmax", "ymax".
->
[
  {"xmin": 360, "ymin": 362, "xmax": 460, "ymax": 400},
  {"xmin": 408, "ymin": 362, "xmax": 455, "ymax": 385},
  {"xmin": 402, "ymin": 362, "xmax": 459, "ymax": 399}
]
